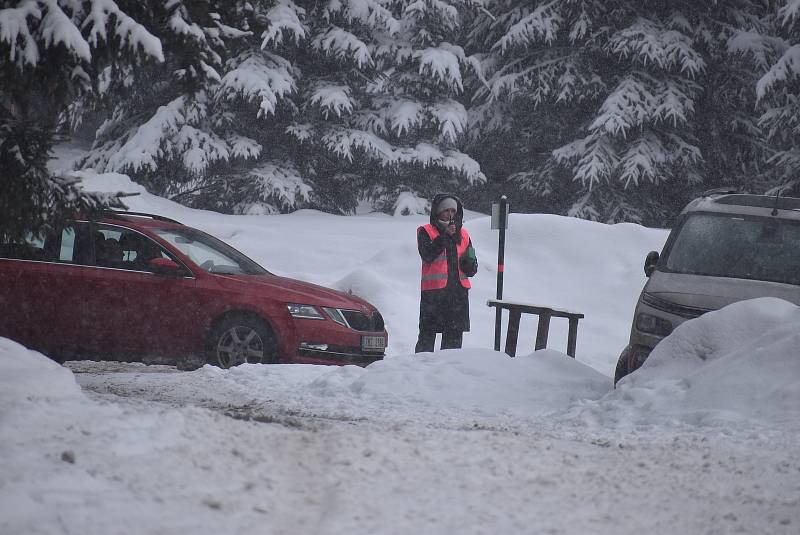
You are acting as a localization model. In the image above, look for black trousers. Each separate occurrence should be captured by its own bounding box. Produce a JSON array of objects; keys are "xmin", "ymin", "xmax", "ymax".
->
[{"xmin": 415, "ymin": 329, "xmax": 463, "ymax": 353}]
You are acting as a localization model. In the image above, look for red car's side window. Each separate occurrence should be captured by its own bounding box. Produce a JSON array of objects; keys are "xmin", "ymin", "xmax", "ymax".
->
[
  {"xmin": 57, "ymin": 223, "xmax": 93, "ymax": 266},
  {"xmin": 94, "ymin": 224, "xmax": 174, "ymax": 273},
  {"xmin": 0, "ymin": 233, "xmax": 47, "ymax": 261}
]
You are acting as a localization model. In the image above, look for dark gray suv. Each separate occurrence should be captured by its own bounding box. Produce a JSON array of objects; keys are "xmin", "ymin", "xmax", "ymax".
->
[{"xmin": 615, "ymin": 192, "xmax": 800, "ymax": 384}]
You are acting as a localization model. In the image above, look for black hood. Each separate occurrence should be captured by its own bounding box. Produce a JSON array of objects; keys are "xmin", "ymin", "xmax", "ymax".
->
[
  {"xmin": 429, "ymin": 193, "xmax": 465, "ymax": 245},
  {"xmin": 429, "ymin": 193, "xmax": 465, "ymax": 228}
]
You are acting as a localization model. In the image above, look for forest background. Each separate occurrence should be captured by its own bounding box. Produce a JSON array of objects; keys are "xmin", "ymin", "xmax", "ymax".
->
[{"xmin": 2, "ymin": 0, "xmax": 799, "ymax": 240}]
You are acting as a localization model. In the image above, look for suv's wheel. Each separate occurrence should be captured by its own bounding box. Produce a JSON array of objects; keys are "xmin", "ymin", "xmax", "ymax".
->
[{"xmin": 208, "ymin": 315, "xmax": 277, "ymax": 368}]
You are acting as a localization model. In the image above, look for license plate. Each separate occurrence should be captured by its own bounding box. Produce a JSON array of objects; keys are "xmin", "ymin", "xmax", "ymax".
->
[{"xmin": 361, "ymin": 335, "xmax": 386, "ymax": 352}]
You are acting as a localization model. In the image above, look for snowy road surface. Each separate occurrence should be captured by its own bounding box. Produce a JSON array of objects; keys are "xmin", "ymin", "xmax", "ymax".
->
[
  {"xmin": 68, "ymin": 364, "xmax": 798, "ymax": 535},
  {"xmin": 53, "ymin": 360, "xmax": 800, "ymax": 534}
]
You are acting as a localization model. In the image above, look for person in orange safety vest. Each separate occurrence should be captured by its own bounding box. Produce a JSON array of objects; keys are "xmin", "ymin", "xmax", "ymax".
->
[{"xmin": 415, "ymin": 194, "xmax": 478, "ymax": 353}]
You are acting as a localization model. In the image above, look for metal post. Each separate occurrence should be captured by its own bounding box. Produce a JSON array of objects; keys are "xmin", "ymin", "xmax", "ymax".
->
[{"xmin": 494, "ymin": 196, "xmax": 507, "ymax": 351}]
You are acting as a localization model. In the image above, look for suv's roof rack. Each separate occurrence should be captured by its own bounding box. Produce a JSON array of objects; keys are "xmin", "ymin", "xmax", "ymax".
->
[
  {"xmin": 701, "ymin": 187, "xmax": 742, "ymax": 197},
  {"xmin": 711, "ymin": 193, "xmax": 800, "ymax": 211},
  {"xmin": 101, "ymin": 210, "xmax": 182, "ymax": 224}
]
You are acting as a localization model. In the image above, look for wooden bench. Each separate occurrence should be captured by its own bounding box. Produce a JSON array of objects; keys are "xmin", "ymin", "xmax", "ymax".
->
[{"xmin": 487, "ymin": 299, "xmax": 584, "ymax": 358}]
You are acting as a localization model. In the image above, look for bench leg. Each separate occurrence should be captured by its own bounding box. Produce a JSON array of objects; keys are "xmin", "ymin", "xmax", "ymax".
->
[
  {"xmin": 535, "ymin": 313, "xmax": 551, "ymax": 351},
  {"xmin": 504, "ymin": 310, "xmax": 522, "ymax": 357},
  {"xmin": 567, "ymin": 317, "xmax": 579, "ymax": 358}
]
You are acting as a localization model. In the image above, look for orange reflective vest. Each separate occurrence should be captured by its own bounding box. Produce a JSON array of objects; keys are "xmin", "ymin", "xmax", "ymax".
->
[{"xmin": 419, "ymin": 224, "xmax": 471, "ymax": 291}]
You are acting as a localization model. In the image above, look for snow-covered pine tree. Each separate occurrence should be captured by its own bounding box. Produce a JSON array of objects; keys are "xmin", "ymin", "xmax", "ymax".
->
[
  {"xmin": 0, "ymin": 0, "xmax": 156, "ymax": 239},
  {"xmin": 757, "ymin": 0, "xmax": 800, "ymax": 195},
  {"xmin": 286, "ymin": 0, "xmax": 486, "ymax": 214},
  {"xmin": 75, "ymin": 0, "xmax": 486, "ymax": 216},
  {"xmin": 467, "ymin": 0, "xmax": 778, "ymax": 225},
  {"xmin": 76, "ymin": 1, "xmax": 307, "ymax": 214}
]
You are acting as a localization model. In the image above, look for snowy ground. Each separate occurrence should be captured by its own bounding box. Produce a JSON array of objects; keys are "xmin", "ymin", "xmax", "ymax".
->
[{"xmin": 1, "ymin": 169, "xmax": 799, "ymax": 534}]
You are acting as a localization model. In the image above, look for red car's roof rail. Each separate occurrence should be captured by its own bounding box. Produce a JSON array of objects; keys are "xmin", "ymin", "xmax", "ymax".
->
[{"xmin": 101, "ymin": 210, "xmax": 182, "ymax": 224}]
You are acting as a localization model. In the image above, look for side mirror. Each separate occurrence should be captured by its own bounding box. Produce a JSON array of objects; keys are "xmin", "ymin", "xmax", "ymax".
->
[
  {"xmin": 149, "ymin": 257, "xmax": 181, "ymax": 276},
  {"xmin": 644, "ymin": 251, "xmax": 659, "ymax": 277}
]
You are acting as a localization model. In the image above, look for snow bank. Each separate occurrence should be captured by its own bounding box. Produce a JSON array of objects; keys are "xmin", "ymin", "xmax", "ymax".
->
[
  {"xmin": 586, "ymin": 298, "xmax": 800, "ymax": 432},
  {"xmin": 0, "ymin": 338, "xmax": 83, "ymax": 408},
  {"xmin": 194, "ymin": 348, "xmax": 610, "ymax": 424}
]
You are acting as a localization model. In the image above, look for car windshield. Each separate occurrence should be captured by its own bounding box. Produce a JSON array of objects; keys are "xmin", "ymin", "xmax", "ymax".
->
[
  {"xmin": 663, "ymin": 213, "xmax": 800, "ymax": 285},
  {"xmin": 154, "ymin": 228, "xmax": 269, "ymax": 275}
]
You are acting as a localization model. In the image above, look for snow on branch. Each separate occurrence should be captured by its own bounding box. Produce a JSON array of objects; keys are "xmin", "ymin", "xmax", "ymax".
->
[
  {"xmin": 176, "ymin": 125, "xmax": 229, "ymax": 175},
  {"xmin": 756, "ymin": 44, "xmax": 800, "ymax": 100},
  {"xmin": 468, "ymin": 100, "xmax": 513, "ymax": 135},
  {"xmin": 590, "ymin": 74, "xmax": 696, "ymax": 137},
  {"xmin": 565, "ymin": 191, "xmax": 601, "ymax": 221},
  {"xmin": 392, "ymin": 190, "xmax": 428, "ymax": 216},
  {"xmin": 324, "ymin": 0, "xmax": 400, "ymax": 34},
  {"xmin": 385, "ymin": 99, "xmax": 423, "ymax": 136},
  {"xmin": 439, "ymin": 148, "xmax": 486, "ymax": 184},
  {"xmin": 590, "ymin": 76, "xmax": 655, "ymax": 137},
  {"xmin": 663, "ymin": 132, "xmax": 702, "ymax": 172},
  {"xmin": 553, "ymin": 133, "xmax": 617, "ymax": 189},
  {"xmin": 245, "ymin": 161, "xmax": 312, "ymax": 211},
  {"xmin": 414, "ymin": 44, "xmax": 465, "ymax": 91},
  {"xmin": 567, "ymin": 129, "xmax": 702, "ymax": 190},
  {"xmin": 309, "ymin": 84, "xmax": 354, "ymax": 119},
  {"xmin": 286, "ymin": 122, "xmax": 313, "ymax": 142},
  {"xmin": 654, "ymin": 78, "xmax": 697, "ymax": 127},
  {"xmin": 372, "ymin": 39, "xmax": 414, "ymax": 64},
  {"xmin": 607, "ymin": 19, "xmax": 705, "ymax": 76},
  {"xmin": 261, "ymin": 0, "xmax": 306, "ymax": 48},
  {"xmin": 618, "ymin": 132, "xmax": 668, "ymax": 187},
  {"xmin": 405, "ymin": 0, "xmax": 459, "ymax": 31},
  {"xmin": 494, "ymin": 1, "xmax": 562, "ymax": 52},
  {"xmin": 84, "ymin": 93, "xmax": 236, "ymax": 176},
  {"xmin": 312, "ymin": 26, "xmax": 373, "ymax": 68},
  {"xmin": 726, "ymin": 29, "xmax": 778, "ymax": 70},
  {"xmin": 568, "ymin": 8, "xmax": 591, "ymax": 42},
  {"xmin": 82, "ymin": 0, "xmax": 164, "ymax": 61},
  {"xmin": 487, "ymin": 55, "xmax": 599, "ymax": 105},
  {"xmin": 320, "ymin": 129, "xmax": 485, "ymax": 182},
  {"xmin": 41, "ymin": 0, "xmax": 91, "ymax": 61},
  {"xmin": 778, "ymin": 0, "xmax": 800, "ymax": 25},
  {"xmin": 767, "ymin": 146, "xmax": 800, "ymax": 168},
  {"xmin": 350, "ymin": 100, "xmax": 423, "ymax": 138},
  {"xmin": 101, "ymin": 95, "xmax": 188, "ymax": 173},
  {"xmin": 167, "ymin": 2, "xmax": 206, "ymax": 43},
  {"xmin": 323, "ymin": 128, "xmax": 394, "ymax": 162},
  {"xmin": 429, "ymin": 99, "xmax": 468, "ymax": 142},
  {"xmin": 0, "ymin": 1, "xmax": 42, "ymax": 66},
  {"xmin": 226, "ymin": 135, "xmax": 262, "ymax": 159},
  {"xmin": 217, "ymin": 52, "xmax": 296, "ymax": 118}
]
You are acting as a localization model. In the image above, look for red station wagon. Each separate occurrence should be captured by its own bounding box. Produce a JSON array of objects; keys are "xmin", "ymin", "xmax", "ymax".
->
[{"xmin": 0, "ymin": 211, "xmax": 388, "ymax": 368}]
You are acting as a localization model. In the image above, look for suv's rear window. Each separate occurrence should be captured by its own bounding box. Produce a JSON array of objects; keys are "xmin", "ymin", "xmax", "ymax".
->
[{"xmin": 664, "ymin": 213, "xmax": 800, "ymax": 285}]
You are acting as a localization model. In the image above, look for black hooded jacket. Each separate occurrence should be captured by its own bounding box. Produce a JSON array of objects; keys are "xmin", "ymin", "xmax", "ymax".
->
[{"xmin": 417, "ymin": 194, "xmax": 478, "ymax": 333}]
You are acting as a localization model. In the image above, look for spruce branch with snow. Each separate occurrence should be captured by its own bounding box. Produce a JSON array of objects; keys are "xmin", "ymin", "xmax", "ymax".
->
[
  {"xmin": 467, "ymin": 0, "xmax": 782, "ymax": 224},
  {"xmin": 756, "ymin": 0, "xmax": 800, "ymax": 195},
  {"xmin": 0, "ymin": 0, "xmax": 161, "ymax": 237}
]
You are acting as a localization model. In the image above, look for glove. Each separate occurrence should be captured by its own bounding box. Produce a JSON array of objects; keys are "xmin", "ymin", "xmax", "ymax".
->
[{"xmin": 460, "ymin": 246, "xmax": 478, "ymax": 276}]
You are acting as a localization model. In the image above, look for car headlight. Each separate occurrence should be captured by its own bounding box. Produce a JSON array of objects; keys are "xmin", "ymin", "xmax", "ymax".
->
[
  {"xmin": 635, "ymin": 313, "xmax": 673, "ymax": 336},
  {"xmin": 322, "ymin": 307, "xmax": 349, "ymax": 327},
  {"xmin": 287, "ymin": 303, "xmax": 325, "ymax": 320}
]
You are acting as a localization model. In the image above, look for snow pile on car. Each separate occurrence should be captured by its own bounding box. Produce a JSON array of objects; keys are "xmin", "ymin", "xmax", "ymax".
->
[{"xmin": 595, "ymin": 298, "xmax": 800, "ymax": 432}]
